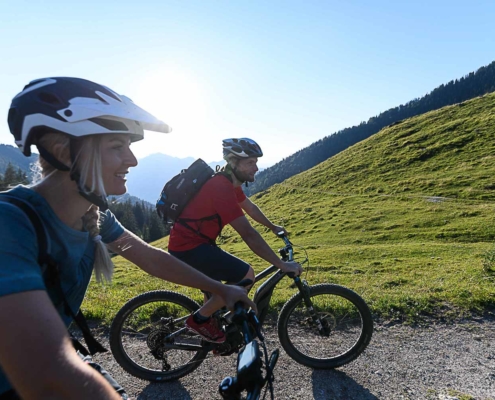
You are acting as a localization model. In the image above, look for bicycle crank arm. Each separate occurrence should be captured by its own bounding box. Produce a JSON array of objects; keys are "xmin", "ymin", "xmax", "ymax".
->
[
  {"xmin": 162, "ymin": 343, "xmax": 205, "ymax": 351},
  {"xmin": 162, "ymin": 327, "xmax": 188, "ymax": 341}
]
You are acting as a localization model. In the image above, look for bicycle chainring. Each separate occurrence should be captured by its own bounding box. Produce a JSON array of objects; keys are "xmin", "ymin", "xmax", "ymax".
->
[{"xmin": 214, "ymin": 325, "xmax": 244, "ymax": 356}]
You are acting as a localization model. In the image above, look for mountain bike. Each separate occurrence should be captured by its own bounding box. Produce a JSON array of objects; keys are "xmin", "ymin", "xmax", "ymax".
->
[{"xmin": 109, "ymin": 233, "xmax": 373, "ymax": 384}]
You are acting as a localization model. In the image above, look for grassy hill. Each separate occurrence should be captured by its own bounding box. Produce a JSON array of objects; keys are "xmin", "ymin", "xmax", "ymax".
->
[{"xmin": 85, "ymin": 92, "xmax": 495, "ymax": 325}]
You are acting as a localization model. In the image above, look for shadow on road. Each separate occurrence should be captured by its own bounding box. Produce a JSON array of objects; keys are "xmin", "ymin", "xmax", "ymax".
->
[
  {"xmin": 312, "ymin": 369, "xmax": 378, "ymax": 400},
  {"xmin": 137, "ymin": 380, "xmax": 193, "ymax": 400}
]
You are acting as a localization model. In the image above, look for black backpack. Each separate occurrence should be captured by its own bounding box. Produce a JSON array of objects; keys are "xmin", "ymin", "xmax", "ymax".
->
[
  {"xmin": 156, "ymin": 158, "xmax": 230, "ymax": 244},
  {"xmin": 0, "ymin": 195, "xmax": 106, "ymax": 356}
]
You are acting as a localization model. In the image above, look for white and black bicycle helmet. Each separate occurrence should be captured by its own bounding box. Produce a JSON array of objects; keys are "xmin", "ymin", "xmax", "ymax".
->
[
  {"xmin": 7, "ymin": 77, "xmax": 172, "ymax": 209},
  {"xmin": 222, "ymin": 138, "xmax": 263, "ymax": 159},
  {"xmin": 8, "ymin": 77, "xmax": 171, "ymax": 156}
]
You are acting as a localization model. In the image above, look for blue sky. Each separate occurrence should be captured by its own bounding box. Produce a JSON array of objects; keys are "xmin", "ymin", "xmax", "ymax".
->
[{"xmin": 1, "ymin": 0, "xmax": 494, "ymax": 167}]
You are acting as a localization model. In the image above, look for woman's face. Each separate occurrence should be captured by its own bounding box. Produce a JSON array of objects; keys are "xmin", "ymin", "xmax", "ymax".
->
[{"xmin": 99, "ymin": 134, "xmax": 138, "ymax": 196}]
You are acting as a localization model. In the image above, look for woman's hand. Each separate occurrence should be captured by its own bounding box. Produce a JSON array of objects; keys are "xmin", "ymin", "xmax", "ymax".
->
[
  {"xmin": 279, "ymin": 261, "xmax": 303, "ymax": 276},
  {"xmin": 219, "ymin": 284, "xmax": 258, "ymax": 314}
]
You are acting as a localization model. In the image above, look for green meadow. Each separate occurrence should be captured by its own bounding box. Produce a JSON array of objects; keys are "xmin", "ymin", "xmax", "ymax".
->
[{"xmin": 85, "ymin": 92, "xmax": 495, "ymax": 325}]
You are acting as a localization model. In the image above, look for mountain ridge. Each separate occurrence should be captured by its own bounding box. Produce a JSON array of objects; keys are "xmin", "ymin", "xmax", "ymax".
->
[{"xmin": 245, "ymin": 59, "xmax": 495, "ymax": 196}]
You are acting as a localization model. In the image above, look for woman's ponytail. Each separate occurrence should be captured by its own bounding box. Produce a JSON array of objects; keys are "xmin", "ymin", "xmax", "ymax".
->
[{"xmin": 83, "ymin": 205, "xmax": 114, "ymax": 283}]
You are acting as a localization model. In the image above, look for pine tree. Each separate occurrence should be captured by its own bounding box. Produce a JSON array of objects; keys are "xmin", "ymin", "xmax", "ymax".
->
[
  {"xmin": 0, "ymin": 163, "xmax": 29, "ymax": 190},
  {"xmin": 148, "ymin": 211, "xmax": 166, "ymax": 242}
]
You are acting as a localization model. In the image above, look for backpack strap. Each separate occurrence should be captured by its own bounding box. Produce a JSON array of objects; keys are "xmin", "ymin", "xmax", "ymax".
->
[
  {"xmin": 176, "ymin": 214, "xmax": 222, "ymax": 246},
  {"xmin": 0, "ymin": 196, "xmax": 107, "ymax": 355},
  {"xmin": 174, "ymin": 171, "xmax": 235, "ymax": 245}
]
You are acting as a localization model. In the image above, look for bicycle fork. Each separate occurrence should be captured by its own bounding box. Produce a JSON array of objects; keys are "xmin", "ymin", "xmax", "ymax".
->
[{"xmin": 293, "ymin": 277, "xmax": 331, "ymax": 336}]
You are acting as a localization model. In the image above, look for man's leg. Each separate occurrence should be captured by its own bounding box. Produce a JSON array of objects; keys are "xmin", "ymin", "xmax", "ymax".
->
[
  {"xmin": 170, "ymin": 245, "xmax": 253, "ymax": 342},
  {"xmin": 198, "ymin": 266, "xmax": 255, "ymax": 317}
]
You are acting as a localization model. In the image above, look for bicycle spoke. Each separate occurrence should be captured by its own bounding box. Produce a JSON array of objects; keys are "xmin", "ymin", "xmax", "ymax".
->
[
  {"xmin": 278, "ymin": 284, "xmax": 373, "ymax": 368},
  {"xmin": 110, "ymin": 291, "xmax": 209, "ymax": 381}
]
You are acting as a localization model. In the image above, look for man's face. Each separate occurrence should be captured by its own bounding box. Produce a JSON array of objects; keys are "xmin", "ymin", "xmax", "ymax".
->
[{"xmin": 235, "ymin": 157, "xmax": 259, "ymax": 182}]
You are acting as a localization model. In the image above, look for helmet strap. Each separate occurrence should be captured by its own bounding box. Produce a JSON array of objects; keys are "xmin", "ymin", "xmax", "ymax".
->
[
  {"xmin": 69, "ymin": 169, "xmax": 109, "ymax": 211},
  {"xmin": 37, "ymin": 142, "xmax": 109, "ymax": 211},
  {"xmin": 36, "ymin": 144, "xmax": 70, "ymax": 172},
  {"xmin": 224, "ymin": 158, "xmax": 250, "ymax": 187}
]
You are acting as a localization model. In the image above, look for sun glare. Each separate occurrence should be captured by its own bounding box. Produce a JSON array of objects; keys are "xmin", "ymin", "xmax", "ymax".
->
[{"xmin": 131, "ymin": 69, "xmax": 214, "ymax": 159}]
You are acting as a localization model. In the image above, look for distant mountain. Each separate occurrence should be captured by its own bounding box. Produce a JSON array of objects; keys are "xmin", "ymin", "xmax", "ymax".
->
[
  {"xmin": 0, "ymin": 144, "xmax": 38, "ymax": 176},
  {"xmin": 108, "ymin": 193, "xmax": 153, "ymax": 208},
  {"xmin": 126, "ymin": 153, "xmax": 223, "ymax": 203}
]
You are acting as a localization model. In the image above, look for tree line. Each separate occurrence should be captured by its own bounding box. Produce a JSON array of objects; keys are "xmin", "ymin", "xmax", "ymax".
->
[
  {"xmin": 108, "ymin": 199, "xmax": 169, "ymax": 243},
  {"xmin": 245, "ymin": 60, "xmax": 495, "ymax": 196},
  {"xmin": 0, "ymin": 162, "xmax": 30, "ymax": 191}
]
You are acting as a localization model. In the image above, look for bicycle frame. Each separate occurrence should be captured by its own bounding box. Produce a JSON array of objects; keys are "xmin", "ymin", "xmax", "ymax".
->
[
  {"xmin": 160, "ymin": 235, "xmax": 322, "ymax": 352},
  {"xmin": 252, "ymin": 235, "xmax": 330, "ymax": 336}
]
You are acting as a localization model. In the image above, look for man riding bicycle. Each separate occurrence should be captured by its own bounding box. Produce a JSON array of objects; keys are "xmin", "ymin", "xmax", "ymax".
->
[{"xmin": 168, "ymin": 138, "xmax": 303, "ymax": 343}]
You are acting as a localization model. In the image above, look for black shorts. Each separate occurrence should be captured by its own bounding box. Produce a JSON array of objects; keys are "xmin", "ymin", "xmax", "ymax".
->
[{"xmin": 170, "ymin": 244, "xmax": 250, "ymax": 283}]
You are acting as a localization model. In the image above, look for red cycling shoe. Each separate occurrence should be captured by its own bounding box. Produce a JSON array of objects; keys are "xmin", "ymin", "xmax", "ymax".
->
[{"xmin": 185, "ymin": 314, "xmax": 226, "ymax": 343}]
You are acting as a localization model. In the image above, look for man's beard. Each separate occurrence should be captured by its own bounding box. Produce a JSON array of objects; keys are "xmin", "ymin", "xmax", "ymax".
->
[{"xmin": 234, "ymin": 169, "xmax": 255, "ymax": 183}]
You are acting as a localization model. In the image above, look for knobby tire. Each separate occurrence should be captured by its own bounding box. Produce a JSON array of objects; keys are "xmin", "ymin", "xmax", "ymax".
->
[
  {"xmin": 109, "ymin": 290, "xmax": 208, "ymax": 381},
  {"xmin": 277, "ymin": 284, "xmax": 373, "ymax": 369}
]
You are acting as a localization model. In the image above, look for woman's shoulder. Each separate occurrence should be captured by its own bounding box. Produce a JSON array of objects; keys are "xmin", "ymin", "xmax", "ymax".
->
[
  {"xmin": 0, "ymin": 185, "xmax": 47, "ymax": 208},
  {"xmin": 0, "ymin": 188, "xmax": 40, "ymax": 241}
]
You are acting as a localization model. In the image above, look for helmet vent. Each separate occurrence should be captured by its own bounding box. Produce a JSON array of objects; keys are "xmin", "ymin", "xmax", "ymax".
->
[
  {"xmin": 38, "ymin": 92, "xmax": 62, "ymax": 106},
  {"xmin": 89, "ymin": 117, "xmax": 129, "ymax": 132}
]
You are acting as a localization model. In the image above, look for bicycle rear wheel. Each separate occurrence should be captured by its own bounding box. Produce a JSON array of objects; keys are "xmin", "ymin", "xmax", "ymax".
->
[
  {"xmin": 109, "ymin": 290, "xmax": 209, "ymax": 381},
  {"xmin": 277, "ymin": 284, "xmax": 373, "ymax": 369}
]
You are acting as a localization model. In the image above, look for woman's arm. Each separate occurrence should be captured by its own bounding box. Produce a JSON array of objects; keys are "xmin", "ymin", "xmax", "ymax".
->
[
  {"xmin": 0, "ymin": 291, "xmax": 121, "ymax": 400},
  {"xmin": 108, "ymin": 230, "xmax": 256, "ymax": 311}
]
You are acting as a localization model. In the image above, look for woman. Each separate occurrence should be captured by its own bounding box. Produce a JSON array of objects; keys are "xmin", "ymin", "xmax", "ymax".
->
[{"xmin": 0, "ymin": 77, "xmax": 254, "ymax": 399}]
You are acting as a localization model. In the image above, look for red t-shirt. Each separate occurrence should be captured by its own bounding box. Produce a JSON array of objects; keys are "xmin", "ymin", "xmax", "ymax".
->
[{"xmin": 168, "ymin": 174, "xmax": 246, "ymax": 251}]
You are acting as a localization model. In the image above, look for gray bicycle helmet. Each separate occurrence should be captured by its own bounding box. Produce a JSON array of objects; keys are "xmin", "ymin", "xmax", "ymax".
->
[{"xmin": 222, "ymin": 138, "xmax": 263, "ymax": 159}]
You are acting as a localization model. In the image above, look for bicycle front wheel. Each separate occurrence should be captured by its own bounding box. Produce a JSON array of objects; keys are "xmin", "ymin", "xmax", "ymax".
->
[
  {"xmin": 278, "ymin": 284, "xmax": 373, "ymax": 369},
  {"xmin": 109, "ymin": 290, "xmax": 209, "ymax": 381}
]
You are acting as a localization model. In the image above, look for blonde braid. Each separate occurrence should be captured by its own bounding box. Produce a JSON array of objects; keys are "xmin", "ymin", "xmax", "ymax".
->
[{"xmin": 82, "ymin": 205, "xmax": 114, "ymax": 283}]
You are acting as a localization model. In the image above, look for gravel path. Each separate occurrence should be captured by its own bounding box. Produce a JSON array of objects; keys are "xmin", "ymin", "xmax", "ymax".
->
[{"xmin": 90, "ymin": 316, "xmax": 495, "ymax": 400}]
